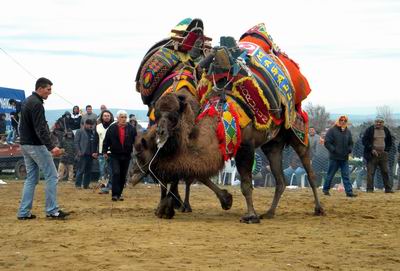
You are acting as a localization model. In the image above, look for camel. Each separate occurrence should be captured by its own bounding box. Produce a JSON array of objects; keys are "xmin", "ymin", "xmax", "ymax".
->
[
  {"xmin": 143, "ymin": 43, "xmax": 325, "ymax": 223},
  {"xmin": 133, "ymin": 18, "xmax": 233, "ymax": 216}
]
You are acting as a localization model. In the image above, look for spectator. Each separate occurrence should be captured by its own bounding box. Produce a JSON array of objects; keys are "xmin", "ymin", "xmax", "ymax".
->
[
  {"xmin": 70, "ymin": 105, "xmax": 82, "ymax": 132},
  {"xmin": 397, "ymin": 142, "xmax": 400, "ymax": 190},
  {"xmin": 312, "ymin": 130, "xmax": 330, "ymax": 187},
  {"xmin": 283, "ymin": 154, "xmax": 307, "ymax": 187},
  {"xmin": 322, "ymin": 115, "xmax": 357, "ymax": 197},
  {"xmin": 17, "ymin": 77, "xmax": 69, "ymax": 220},
  {"xmin": 81, "ymin": 105, "xmax": 97, "ymax": 129},
  {"xmin": 74, "ymin": 119, "xmax": 99, "ymax": 189},
  {"xmin": 96, "ymin": 110, "xmax": 114, "ymax": 194},
  {"xmin": 103, "ymin": 110, "xmax": 137, "ymax": 201},
  {"xmin": 129, "ymin": 114, "xmax": 143, "ymax": 132},
  {"xmin": 308, "ymin": 127, "xmax": 320, "ymax": 159},
  {"xmin": 362, "ymin": 116, "xmax": 394, "ymax": 193},
  {"xmin": 57, "ymin": 129, "xmax": 75, "ymax": 182},
  {"xmin": 7, "ymin": 111, "xmax": 18, "ymax": 144},
  {"xmin": 53, "ymin": 111, "xmax": 72, "ymax": 145},
  {"xmin": 8, "ymin": 99, "xmax": 22, "ymax": 140},
  {"xmin": 0, "ymin": 113, "xmax": 6, "ymax": 144}
]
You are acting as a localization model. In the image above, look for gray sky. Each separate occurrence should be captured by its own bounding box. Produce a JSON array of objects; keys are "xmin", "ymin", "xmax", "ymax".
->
[{"xmin": 1, "ymin": 0, "xmax": 399, "ymax": 114}]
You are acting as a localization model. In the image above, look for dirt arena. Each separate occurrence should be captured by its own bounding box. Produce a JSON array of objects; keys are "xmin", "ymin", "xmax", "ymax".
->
[{"xmin": 1, "ymin": 181, "xmax": 400, "ymax": 271}]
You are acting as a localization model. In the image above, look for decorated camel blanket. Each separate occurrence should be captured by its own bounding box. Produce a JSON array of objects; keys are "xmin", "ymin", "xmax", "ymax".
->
[{"xmin": 240, "ymin": 23, "xmax": 312, "ymax": 105}]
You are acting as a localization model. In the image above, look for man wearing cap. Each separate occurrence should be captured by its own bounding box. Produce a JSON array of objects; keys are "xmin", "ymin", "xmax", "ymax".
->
[{"xmin": 362, "ymin": 116, "xmax": 394, "ymax": 193}]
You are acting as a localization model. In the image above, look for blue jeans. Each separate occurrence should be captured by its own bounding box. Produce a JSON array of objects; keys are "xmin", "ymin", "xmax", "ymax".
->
[
  {"xmin": 98, "ymin": 154, "xmax": 105, "ymax": 179},
  {"xmin": 7, "ymin": 129, "xmax": 16, "ymax": 143},
  {"xmin": 17, "ymin": 145, "xmax": 59, "ymax": 217},
  {"xmin": 323, "ymin": 159, "xmax": 353, "ymax": 195},
  {"xmin": 284, "ymin": 166, "xmax": 308, "ymax": 186}
]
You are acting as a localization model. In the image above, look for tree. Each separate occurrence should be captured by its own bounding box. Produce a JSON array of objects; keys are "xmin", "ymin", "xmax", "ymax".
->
[
  {"xmin": 376, "ymin": 105, "xmax": 395, "ymax": 127},
  {"xmin": 304, "ymin": 103, "xmax": 330, "ymax": 133}
]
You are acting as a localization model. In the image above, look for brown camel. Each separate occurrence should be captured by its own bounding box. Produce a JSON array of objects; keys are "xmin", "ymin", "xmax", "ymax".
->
[
  {"xmin": 145, "ymin": 43, "xmax": 325, "ymax": 223},
  {"xmin": 133, "ymin": 18, "xmax": 232, "ymax": 216}
]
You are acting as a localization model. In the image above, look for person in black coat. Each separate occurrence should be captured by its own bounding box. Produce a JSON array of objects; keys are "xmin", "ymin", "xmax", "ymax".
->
[
  {"xmin": 322, "ymin": 115, "xmax": 357, "ymax": 197},
  {"xmin": 103, "ymin": 110, "xmax": 137, "ymax": 201},
  {"xmin": 362, "ymin": 116, "xmax": 394, "ymax": 193}
]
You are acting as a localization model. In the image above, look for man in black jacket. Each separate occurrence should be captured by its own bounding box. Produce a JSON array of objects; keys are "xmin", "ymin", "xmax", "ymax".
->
[
  {"xmin": 322, "ymin": 115, "xmax": 357, "ymax": 197},
  {"xmin": 17, "ymin": 77, "xmax": 69, "ymax": 220},
  {"xmin": 103, "ymin": 110, "xmax": 137, "ymax": 201},
  {"xmin": 74, "ymin": 119, "xmax": 99, "ymax": 189},
  {"xmin": 362, "ymin": 116, "xmax": 394, "ymax": 193}
]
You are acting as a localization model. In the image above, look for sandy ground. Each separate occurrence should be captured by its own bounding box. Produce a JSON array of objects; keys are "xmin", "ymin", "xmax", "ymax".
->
[{"xmin": 1, "ymin": 181, "xmax": 400, "ymax": 271}]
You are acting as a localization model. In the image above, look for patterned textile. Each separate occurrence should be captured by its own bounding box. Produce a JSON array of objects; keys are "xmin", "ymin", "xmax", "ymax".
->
[
  {"xmin": 137, "ymin": 47, "xmax": 180, "ymax": 105},
  {"xmin": 246, "ymin": 46, "xmax": 296, "ymax": 129},
  {"xmin": 240, "ymin": 23, "xmax": 312, "ymax": 105},
  {"xmin": 291, "ymin": 109, "xmax": 309, "ymax": 146},
  {"xmin": 197, "ymin": 97, "xmax": 241, "ymax": 161}
]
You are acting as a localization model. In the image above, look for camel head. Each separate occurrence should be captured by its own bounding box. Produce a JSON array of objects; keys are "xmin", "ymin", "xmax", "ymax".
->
[
  {"xmin": 153, "ymin": 93, "xmax": 195, "ymax": 148},
  {"xmin": 133, "ymin": 126, "xmax": 157, "ymax": 177}
]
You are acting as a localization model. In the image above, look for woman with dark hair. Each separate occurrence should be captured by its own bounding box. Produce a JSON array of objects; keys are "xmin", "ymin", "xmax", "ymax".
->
[
  {"xmin": 96, "ymin": 110, "xmax": 114, "ymax": 193},
  {"xmin": 70, "ymin": 105, "xmax": 82, "ymax": 132}
]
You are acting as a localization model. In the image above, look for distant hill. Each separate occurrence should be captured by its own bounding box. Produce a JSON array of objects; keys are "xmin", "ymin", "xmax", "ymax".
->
[
  {"xmin": 330, "ymin": 113, "xmax": 400, "ymax": 126},
  {"xmin": 45, "ymin": 109, "xmax": 148, "ymax": 125}
]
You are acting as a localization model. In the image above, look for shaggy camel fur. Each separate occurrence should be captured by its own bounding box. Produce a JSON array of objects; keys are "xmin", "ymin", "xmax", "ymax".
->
[
  {"xmin": 133, "ymin": 123, "xmax": 232, "ymax": 218},
  {"xmin": 151, "ymin": 92, "xmax": 324, "ymax": 223}
]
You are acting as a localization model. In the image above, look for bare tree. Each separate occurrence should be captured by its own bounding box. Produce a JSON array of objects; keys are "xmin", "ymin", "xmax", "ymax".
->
[
  {"xmin": 376, "ymin": 105, "xmax": 395, "ymax": 127},
  {"xmin": 304, "ymin": 103, "xmax": 330, "ymax": 133}
]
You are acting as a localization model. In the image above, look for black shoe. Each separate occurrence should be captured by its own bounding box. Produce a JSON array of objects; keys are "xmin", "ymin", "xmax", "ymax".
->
[
  {"xmin": 112, "ymin": 196, "xmax": 118, "ymax": 201},
  {"xmin": 366, "ymin": 189, "xmax": 374, "ymax": 193},
  {"xmin": 385, "ymin": 190, "xmax": 394, "ymax": 193},
  {"xmin": 18, "ymin": 214, "xmax": 36, "ymax": 220},
  {"xmin": 46, "ymin": 210, "xmax": 70, "ymax": 219},
  {"xmin": 346, "ymin": 193, "xmax": 358, "ymax": 198},
  {"xmin": 323, "ymin": 190, "xmax": 330, "ymax": 196}
]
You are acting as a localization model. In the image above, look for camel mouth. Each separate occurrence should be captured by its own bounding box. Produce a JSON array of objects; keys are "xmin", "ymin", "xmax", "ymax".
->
[{"xmin": 156, "ymin": 136, "xmax": 167, "ymax": 149}]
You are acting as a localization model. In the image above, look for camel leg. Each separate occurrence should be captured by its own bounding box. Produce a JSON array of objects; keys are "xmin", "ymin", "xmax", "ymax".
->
[
  {"xmin": 289, "ymin": 135, "xmax": 325, "ymax": 216},
  {"xmin": 155, "ymin": 180, "xmax": 169, "ymax": 218},
  {"xmin": 199, "ymin": 178, "xmax": 233, "ymax": 210},
  {"xmin": 235, "ymin": 142, "xmax": 259, "ymax": 224},
  {"xmin": 169, "ymin": 180, "xmax": 183, "ymax": 210},
  {"xmin": 180, "ymin": 179, "xmax": 193, "ymax": 213},
  {"xmin": 260, "ymin": 139, "xmax": 286, "ymax": 219}
]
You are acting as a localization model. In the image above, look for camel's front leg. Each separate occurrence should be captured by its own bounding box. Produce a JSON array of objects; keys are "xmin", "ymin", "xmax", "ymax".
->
[
  {"xmin": 235, "ymin": 143, "xmax": 259, "ymax": 224},
  {"xmin": 200, "ymin": 178, "xmax": 233, "ymax": 210}
]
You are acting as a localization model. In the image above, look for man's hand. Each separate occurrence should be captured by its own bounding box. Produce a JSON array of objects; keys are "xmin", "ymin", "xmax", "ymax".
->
[
  {"xmin": 372, "ymin": 150, "xmax": 379, "ymax": 157},
  {"xmin": 51, "ymin": 147, "xmax": 62, "ymax": 157},
  {"xmin": 103, "ymin": 153, "xmax": 108, "ymax": 160},
  {"xmin": 92, "ymin": 153, "xmax": 98, "ymax": 159}
]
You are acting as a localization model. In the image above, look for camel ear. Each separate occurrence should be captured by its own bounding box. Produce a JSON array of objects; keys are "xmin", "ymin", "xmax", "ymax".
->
[{"xmin": 177, "ymin": 95, "xmax": 187, "ymax": 113}]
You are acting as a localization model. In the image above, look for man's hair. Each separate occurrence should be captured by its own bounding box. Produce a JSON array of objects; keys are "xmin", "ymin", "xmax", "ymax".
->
[
  {"xmin": 35, "ymin": 77, "xmax": 53, "ymax": 91},
  {"xmin": 86, "ymin": 105, "xmax": 92, "ymax": 110},
  {"xmin": 8, "ymin": 99, "xmax": 16, "ymax": 105},
  {"xmin": 116, "ymin": 110, "xmax": 128, "ymax": 118},
  {"xmin": 85, "ymin": 119, "xmax": 94, "ymax": 125}
]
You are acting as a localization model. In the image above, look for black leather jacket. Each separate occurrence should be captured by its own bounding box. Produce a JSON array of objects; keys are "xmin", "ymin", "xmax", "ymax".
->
[{"xmin": 19, "ymin": 92, "xmax": 55, "ymax": 151}]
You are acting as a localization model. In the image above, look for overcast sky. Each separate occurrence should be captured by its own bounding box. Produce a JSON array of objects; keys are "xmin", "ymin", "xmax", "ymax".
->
[{"xmin": 1, "ymin": 0, "xmax": 399, "ymax": 114}]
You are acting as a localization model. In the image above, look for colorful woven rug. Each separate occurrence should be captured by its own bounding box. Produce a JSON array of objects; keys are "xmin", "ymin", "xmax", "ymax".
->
[
  {"xmin": 197, "ymin": 97, "xmax": 241, "ymax": 161},
  {"xmin": 137, "ymin": 47, "xmax": 181, "ymax": 105},
  {"xmin": 240, "ymin": 23, "xmax": 312, "ymax": 105},
  {"xmin": 291, "ymin": 109, "xmax": 309, "ymax": 146}
]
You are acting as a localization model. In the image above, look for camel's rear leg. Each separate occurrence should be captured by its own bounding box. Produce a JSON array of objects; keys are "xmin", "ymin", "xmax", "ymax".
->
[
  {"xmin": 289, "ymin": 132, "xmax": 325, "ymax": 216},
  {"xmin": 260, "ymin": 140, "xmax": 286, "ymax": 219}
]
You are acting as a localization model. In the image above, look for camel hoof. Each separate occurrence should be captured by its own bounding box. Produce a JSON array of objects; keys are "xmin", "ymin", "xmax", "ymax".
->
[
  {"xmin": 180, "ymin": 203, "xmax": 192, "ymax": 213},
  {"xmin": 155, "ymin": 197, "xmax": 175, "ymax": 219},
  {"xmin": 314, "ymin": 206, "xmax": 326, "ymax": 216},
  {"xmin": 219, "ymin": 189, "xmax": 233, "ymax": 210},
  {"xmin": 259, "ymin": 211, "xmax": 275, "ymax": 219},
  {"xmin": 240, "ymin": 215, "xmax": 260, "ymax": 224}
]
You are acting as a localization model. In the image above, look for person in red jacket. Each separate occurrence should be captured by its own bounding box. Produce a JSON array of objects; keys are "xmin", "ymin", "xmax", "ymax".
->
[{"xmin": 103, "ymin": 110, "xmax": 137, "ymax": 201}]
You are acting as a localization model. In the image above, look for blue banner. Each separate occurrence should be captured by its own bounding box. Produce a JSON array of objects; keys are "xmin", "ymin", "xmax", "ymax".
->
[{"xmin": 0, "ymin": 87, "xmax": 26, "ymax": 130}]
